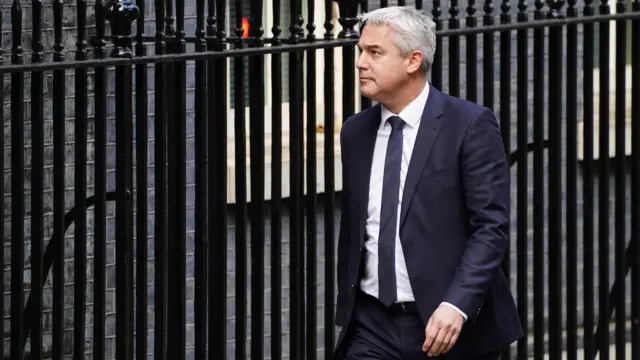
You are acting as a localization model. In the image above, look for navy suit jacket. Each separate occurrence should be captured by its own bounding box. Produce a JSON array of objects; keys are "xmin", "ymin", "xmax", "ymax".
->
[{"xmin": 334, "ymin": 85, "xmax": 523, "ymax": 359}]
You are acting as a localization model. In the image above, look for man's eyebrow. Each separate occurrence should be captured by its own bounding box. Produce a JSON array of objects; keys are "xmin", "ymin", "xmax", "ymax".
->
[{"xmin": 357, "ymin": 44, "xmax": 382, "ymax": 50}]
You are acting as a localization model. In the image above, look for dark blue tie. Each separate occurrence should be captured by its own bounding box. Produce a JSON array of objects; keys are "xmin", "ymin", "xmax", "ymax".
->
[{"xmin": 377, "ymin": 115, "xmax": 405, "ymax": 307}]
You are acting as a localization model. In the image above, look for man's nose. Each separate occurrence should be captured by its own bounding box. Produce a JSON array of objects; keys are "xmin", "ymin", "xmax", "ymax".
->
[{"xmin": 356, "ymin": 54, "xmax": 367, "ymax": 69}]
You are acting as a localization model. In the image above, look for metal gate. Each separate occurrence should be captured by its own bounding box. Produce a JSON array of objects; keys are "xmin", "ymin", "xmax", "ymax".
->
[{"xmin": 1, "ymin": 0, "xmax": 639, "ymax": 358}]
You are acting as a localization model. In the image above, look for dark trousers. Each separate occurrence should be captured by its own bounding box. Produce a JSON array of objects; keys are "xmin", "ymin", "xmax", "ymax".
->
[{"xmin": 341, "ymin": 291, "xmax": 499, "ymax": 360}]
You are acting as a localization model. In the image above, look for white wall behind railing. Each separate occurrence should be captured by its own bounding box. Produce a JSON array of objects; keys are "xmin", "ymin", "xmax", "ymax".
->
[
  {"xmin": 223, "ymin": 1, "xmax": 360, "ymax": 203},
  {"xmin": 577, "ymin": 2, "xmax": 634, "ymax": 161}
]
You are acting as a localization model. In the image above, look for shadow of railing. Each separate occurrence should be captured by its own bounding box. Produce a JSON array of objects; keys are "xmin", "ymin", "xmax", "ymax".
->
[{"xmin": 20, "ymin": 190, "xmax": 129, "ymax": 351}]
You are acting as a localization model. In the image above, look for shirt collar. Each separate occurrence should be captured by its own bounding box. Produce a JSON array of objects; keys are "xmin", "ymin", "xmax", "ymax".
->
[{"xmin": 380, "ymin": 81, "xmax": 430, "ymax": 128}]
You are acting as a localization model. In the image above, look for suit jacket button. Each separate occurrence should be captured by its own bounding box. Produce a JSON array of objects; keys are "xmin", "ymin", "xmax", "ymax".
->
[{"xmin": 351, "ymin": 284, "xmax": 355, "ymax": 288}]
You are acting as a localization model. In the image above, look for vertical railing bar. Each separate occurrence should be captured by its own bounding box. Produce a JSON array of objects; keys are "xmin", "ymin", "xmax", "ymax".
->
[
  {"xmin": 516, "ymin": 4, "xmax": 530, "ymax": 360},
  {"xmin": 465, "ymin": 0, "xmax": 477, "ymax": 103},
  {"xmin": 106, "ymin": 2, "xmax": 140, "ymax": 359},
  {"xmin": 163, "ymin": 0, "xmax": 177, "ymax": 354},
  {"xmin": 499, "ymin": 1, "xmax": 510, "ymax": 156},
  {"xmin": 596, "ymin": 0, "xmax": 611, "ymax": 358},
  {"xmin": 336, "ymin": 5, "xmax": 359, "ymax": 360},
  {"xmin": 135, "ymin": 0, "xmax": 150, "ymax": 358},
  {"xmin": 499, "ymin": 0, "xmax": 512, "ymax": 328},
  {"xmin": 582, "ymin": 0, "xmax": 596, "ymax": 358},
  {"xmin": 322, "ymin": 0, "xmax": 335, "ymax": 356},
  {"xmin": 448, "ymin": 0, "xmax": 460, "ymax": 97},
  {"xmin": 290, "ymin": 0, "xmax": 307, "ymax": 355},
  {"xmin": 482, "ymin": 0, "xmax": 494, "ymax": 109},
  {"xmin": 30, "ymin": 0, "xmax": 45, "ymax": 357},
  {"xmin": 93, "ymin": 0, "xmax": 108, "ymax": 358},
  {"xmin": 630, "ymin": 1, "xmax": 640, "ymax": 357},
  {"xmin": 208, "ymin": 0, "xmax": 229, "ymax": 356},
  {"xmin": 613, "ymin": 0, "xmax": 628, "ymax": 358},
  {"xmin": 233, "ymin": 0, "xmax": 248, "ymax": 355},
  {"xmin": 51, "ymin": 0, "xmax": 66, "ymax": 357},
  {"xmin": 168, "ymin": 0, "xmax": 187, "ymax": 354},
  {"xmin": 546, "ymin": 1, "xmax": 564, "ymax": 359},
  {"xmin": 10, "ymin": 2, "xmax": 25, "ymax": 358},
  {"xmin": 498, "ymin": 0, "xmax": 511, "ymax": 358},
  {"xmin": 194, "ymin": 0, "xmax": 208, "ymax": 356},
  {"xmin": 431, "ymin": 0, "xmax": 442, "ymax": 89},
  {"xmin": 532, "ymin": 0, "xmax": 546, "ymax": 357},
  {"xmin": 515, "ymin": 1, "xmax": 528, "ymax": 359},
  {"xmin": 207, "ymin": 0, "xmax": 228, "ymax": 356},
  {"xmin": 153, "ymin": 0, "xmax": 168, "ymax": 357},
  {"xmin": 165, "ymin": 0, "xmax": 175, "ymax": 36},
  {"xmin": 305, "ymin": 0, "xmax": 318, "ymax": 355},
  {"xmin": 565, "ymin": 0, "xmax": 579, "ymax": 358},
  {"xmin": 270, "ymin": 0, "xmax": 283, "ymax": 356},
  {"xmin": 74, "ymin": 0, "xmax": 89, "ymax": 357},
  {"xmin": 249, "ymin": 0, "xmax": 266, "ymax": 356}
]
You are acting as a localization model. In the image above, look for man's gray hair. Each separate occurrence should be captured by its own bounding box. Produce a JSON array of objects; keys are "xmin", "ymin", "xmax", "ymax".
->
[{"xmin": 358, "ymin": 6, "xmax": 437, "ymax": 73}]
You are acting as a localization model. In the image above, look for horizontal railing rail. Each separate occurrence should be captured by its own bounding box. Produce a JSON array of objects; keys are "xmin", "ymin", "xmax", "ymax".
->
[{"xmin": 0, "ymin": 12, "xmax": 639, "ymax": 73}]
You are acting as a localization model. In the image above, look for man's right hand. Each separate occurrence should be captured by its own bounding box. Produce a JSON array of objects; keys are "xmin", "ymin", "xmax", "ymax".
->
[{"xmin": 422, "ymin": 304, "xmax": 464, "ymax": 356}]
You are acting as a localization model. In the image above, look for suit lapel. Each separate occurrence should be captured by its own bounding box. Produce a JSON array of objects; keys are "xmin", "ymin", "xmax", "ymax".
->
[
  {"xmin": 398, "ymin": 86, "xmax": 445, "ymax": 228},
  {"xmin": 352, "ymin": 105, "xmax": 381, "ymax": 246}
]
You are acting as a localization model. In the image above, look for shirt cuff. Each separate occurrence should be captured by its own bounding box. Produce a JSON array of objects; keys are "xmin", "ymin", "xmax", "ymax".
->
[{"xmin": 440, "ymin": 302, "xmax": 468, "ymax": 322}]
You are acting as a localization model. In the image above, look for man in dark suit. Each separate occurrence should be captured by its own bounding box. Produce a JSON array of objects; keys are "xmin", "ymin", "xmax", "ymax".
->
[{"xmin": 334, "ymin": 6, "xmax": 523, "ymax": 360}]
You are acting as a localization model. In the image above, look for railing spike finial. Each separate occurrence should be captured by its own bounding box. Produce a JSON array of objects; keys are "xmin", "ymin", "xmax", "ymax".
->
[
  {"xmin": 337, "ymin": 0, "xmax": 362, "ymax": 38},
  {"xmin": 546, "ymin": 0, "xmax": 565, "ymax": 18},
  {"xmin": 105, "ymin": 0, "xmax": 140, "ymax": 58}
]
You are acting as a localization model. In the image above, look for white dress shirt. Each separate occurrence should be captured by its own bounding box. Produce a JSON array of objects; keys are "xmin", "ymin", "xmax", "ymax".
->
[{"xmin": 359, "ymin": 82, "xmax": 467, "ymax": 321}]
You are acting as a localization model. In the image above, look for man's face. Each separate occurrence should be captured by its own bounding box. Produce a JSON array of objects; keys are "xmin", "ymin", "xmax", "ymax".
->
[{"xmin": 356, "ymin": 24, "xmax": 415, "ymax": 103}]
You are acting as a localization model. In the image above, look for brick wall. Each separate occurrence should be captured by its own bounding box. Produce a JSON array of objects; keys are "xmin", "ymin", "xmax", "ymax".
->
[{"xmin": 2, "ymin": 0, "xmax": 635, "ymax": 359}]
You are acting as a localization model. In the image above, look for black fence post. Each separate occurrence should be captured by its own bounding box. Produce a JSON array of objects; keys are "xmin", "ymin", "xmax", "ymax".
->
[
  {"xmin": 166, "ymin": 0, "xmax": 188, "ymax": 355},
  {"xmin": 289, "ymin": 0, "xmax": 306, "ymax": 356},
  {"xmin": 248, "ymin": 0, "xmax": 266, "ymax": 357},
  {"xmin": 10, "ymin": 2, "xmax": 25, "ymax": 358},
  {"xmin": 546, "ymin": 0, "xmax": 564, "ymax": 357},
  {"xmin": 105, "ymin": 2, "xmax": 139, "ymax": 360}
]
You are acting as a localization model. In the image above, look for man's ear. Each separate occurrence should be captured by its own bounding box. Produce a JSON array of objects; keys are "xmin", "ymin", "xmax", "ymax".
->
[{"xmin": 406, "ymin": 50, "xmax": 424, "ymax": 75}]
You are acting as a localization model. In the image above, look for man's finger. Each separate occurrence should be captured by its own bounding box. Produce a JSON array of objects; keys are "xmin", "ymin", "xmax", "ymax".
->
[
  {"xmin": 432, "ymin": 329, "xmax": 454, "ymax": 356},
  {"xmin": 421, "ymin": 318, "xmax": 433, "ymax": 351},
  {"xmin": 427, "ymin": 327, "xmax": 448, "ymax": 357},
  {"xmin": 443, "ymin": 327, "xmax": 461, "ymax": 353},
  {"xmin": 422, "ymin": 320, "xmax": 437, "ymax": 352}
]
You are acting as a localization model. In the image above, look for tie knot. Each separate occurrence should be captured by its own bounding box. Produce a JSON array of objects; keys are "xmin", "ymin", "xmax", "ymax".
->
[{"xmin": 387, "ymin": 116, "xmax": 405, "ymax": 131}]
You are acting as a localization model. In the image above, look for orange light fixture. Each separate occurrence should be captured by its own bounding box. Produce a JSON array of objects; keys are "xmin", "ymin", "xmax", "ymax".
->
[{"xmin": 242, "ymin": 17, "xmax": 249, "ymax": 38}]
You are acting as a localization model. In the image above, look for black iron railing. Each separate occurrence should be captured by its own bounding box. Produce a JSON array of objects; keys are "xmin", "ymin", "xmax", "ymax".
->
[{"xmin": 1, "ymin": 0, "xmax": 639, "ymax": 359}]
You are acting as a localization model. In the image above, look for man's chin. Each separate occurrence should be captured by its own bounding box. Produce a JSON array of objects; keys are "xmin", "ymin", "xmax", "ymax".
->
[{"xmin": 359, "ymin": 88, "xmax": 379, "ymax": 102}]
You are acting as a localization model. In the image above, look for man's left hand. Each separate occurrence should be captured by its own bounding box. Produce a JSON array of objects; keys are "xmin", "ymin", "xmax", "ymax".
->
[{"xmin": 422, "ymin": 304, "xmax": 464, "ymax": 357}]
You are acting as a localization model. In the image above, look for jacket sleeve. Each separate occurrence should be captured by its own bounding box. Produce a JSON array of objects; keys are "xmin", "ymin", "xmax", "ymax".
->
[{"xmin": 442, "ymin": 107, "xmax": 511, "ymax": 322}]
